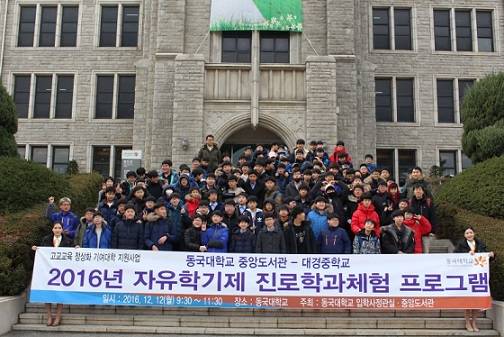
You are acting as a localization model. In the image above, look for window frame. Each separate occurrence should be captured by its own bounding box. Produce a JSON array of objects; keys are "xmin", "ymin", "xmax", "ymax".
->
[
  {"xmin": 17, "ymin": 5, "xmax": 37, "ymax": 47},
  {"xmin": 432, "ymin": 7, "xmax": 497, "ymax": 54},
  {"xmin": 375, "ymin": 76, "xmax": 417, "ymax": 124},
  {"xmin": 30, "ymin": 145, "xmax": 49, "ymax": 166},
  {"xmin": 221, "ymin": 31, "xmax": 252, "ymax": 63},
  {"xmin": 97, "ymin": 3, "xmax": 141, "ymax": 49},
  {"xmin": 93, "ymin": 73, "xmax": 136, "ymax": 120},
  {"xmin": 13, "ymin": 74, "xmax": 32, "ymax": 119},
  {"xmin": 52, "ymin": 146, "xmax": 71, "ymax": 174},
  {"xmin": 370, "ymin": 6, "xmax": 415, "ymax": 52},
  {"xmin": 376, "ymin": 147, "xmax": 419, "ymax": 186},
  {"xmin": 90, "ymin": 144, "xmax": 133, "ymax": 177},
  {"xmin": 437, "ymin": 148, "xmax": 470, "ymax": 175},
  {"xmin": 434, "ymin": 77, "xmax": 477, "ymax": 126},
  {"xmin": 259, "ymin": 31, "xmax": 290, "ymax": 64},
  {"xmin": 33, "ymin": 74, "xmax": 53, "ymax": 119},
  {"xmin": 16, "ymin": 4, "xmax": 80, "ymax": 48}
]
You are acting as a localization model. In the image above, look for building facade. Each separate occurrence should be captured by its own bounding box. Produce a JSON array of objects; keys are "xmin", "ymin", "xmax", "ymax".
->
[{"xmin": 0, "ymin": 0, "xmax": 501, "ymax": 184}]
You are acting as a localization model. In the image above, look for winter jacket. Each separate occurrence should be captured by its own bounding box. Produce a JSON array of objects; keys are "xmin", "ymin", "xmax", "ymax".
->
[
  {"xmin": 241, "ymin": 180, "xmax": 265, "ymax": 206},
  {"xmin": 83, "ymin": 225, "xmax": 112, "ymax": 249},
  {"xmin": 201, "ymin": 223, "xmax": 229, "ymax": 253},
  {"xmin": 454, "ymin": 238, "xmax": 493, "ymax": 258},
  {"xmin": 307, "ymin": 209, "xmax": 329, "ymax": 239},
  {"xmin": 380, "ymin": 224, "xmax": 415, "ymax": 254},
  {"xmin": 243, "ymin": 208, "xmax": 265, "ymax": 234},
  {"xmin": 223, "ymin": 211, "xmax": 239, "ymax": 235},
  {"xmin": 372, "ymin": 192, "xmax": 392, "ymax": 223},
  {"xmin": 353, "ymin": 230, "xmax": 381, "ymax": 254},
  {"xmin": 98, "ymin": 201, "xmax": 118, "ymax": 225},
  {"xmin": 144, "ymin": 217, "xmax": 177, "ymax": 251},
  {"xmin": 284, "ymin": 221, "xmax": 316, "ymax": 254},
  {"xmin": 403, "ymin": 216, "xmax": 432, "ymax": 253},
  {"xmin": 184, "ymin": 226, "xmax": 202, "ymax": 252},
  {"xmin": 49, "ymin": 210, "xmax": 80, "ymax": 240},
  {"xmin": 284, "ymin": 181, "xmax": 302, "ymax": 200},
  {"xmin": 318, "ymin": 226, "xmax": 351, "ymax": 254},
  {"xmin": 351, "ymin": 203, "xmax": 381, "ymax": 236},
  {"xmin": 404, "ymin": 178, "xmax": 433, "ymax": 199},
  {"xmin": 39, "ymin": 234, "xmax": 74, "ymax": 248},
  {"xmin": 230, "ymin": 229, "xmax": 256, "ymax": 253},
  {"xmin": 185, "ymin": 197, "xmax": 201, "ymax": 218},
  {"xmin": 198, "ymin": 145, "xmax": 221, "ymax": 172},
  {"xmin": 409, "ymin": 196, "xmax": 437, "ymax": 233},
  {"xmin": 147, "ymin": 181, "xmax": 163, "ymax": 200},
  {"xmin": 111, "ymin": 219, "xmax": 144, "ymax": 250},
  {"xmin": 160, "ymin": 169, "xmax": 179, "ymax": 186},
  {"xmin": 329, "ymin": 145, "xmax": 353, "ymax": 164},
  {"xmin": 255, "ymin": 227, "xmax": 287, "ymax": 254}
]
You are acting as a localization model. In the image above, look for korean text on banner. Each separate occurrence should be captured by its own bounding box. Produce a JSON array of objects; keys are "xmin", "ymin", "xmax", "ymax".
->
[{"xmin": 30, "ymin": 248, "xmax": 492, "ymax": 310}]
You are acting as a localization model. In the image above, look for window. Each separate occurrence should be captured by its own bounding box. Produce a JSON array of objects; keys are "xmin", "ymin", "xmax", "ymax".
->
[
  {"xmin": 114, "ymin": 146, "xmax": 132, "ymax": 179},
  {"xmin": 31, "ymin": 146, "xmax": 48, "ymax": 166},
  {"xmin": 373, "ymin": 8, "xmax": 390, "ymax": 49},
  {"xmin": 372, "ymin": 7, "xmax": 412, "ymax": 50},
  {"xmin": 458, "ymin": 79, "xmax": 475, "ymax": 122},
  {"xmin": 394, "ymin": 8, "xmax": 412, "ymax": 50},
  {"xmin": 55, "ymin": 75, "xmax": 74, "ymax": 119},
  {"xmin": 260, "ymin": 32, "xmax": 289, "ymax": 63},
  {"xmin": 92, "ymin": 146, "xmax": 111, "ymax": 176},
  {"xmin": 439, "ymin": 150, "xmax": 457, "ymax": 176},
  {"xmin": 33, "ymin": 75, "xmax": 52, "ymax": 119},
  {"xmin": 434, "ymin": 10, "xmax": 451, "ymax": 51},
  {"xmin": 477, "ymin": 11, "xmax": 493, "ymax": 52},
  {"xmin": 462, "ymin": 152, "xmax": 473, "ymax": 170},
  {"xmin": 18, "ymin": 6, "xmax": 36, "ymax": 47},
  {"xmin": 222, "ymin": 31, "xmax": 252, "ymax": 63},
  {"xmin": 100, "ymin": 6, "xmax": 118, "ymax": 47},
  {"xmin": 455, "ymin": 10, "xmax": 472, "ymax": 51},
  {"xmin": 375, "ymin": 77, "xmax": 415, "ymax": 123},
  {"xmin": 117, "ymin": 75, "xmax": 136, "ymax": 119},
  {"xmin": 375, "ymin": 78, "xmax": 392, "ymax": 122},
  {"xmin": 39, "ymin": 6, "xmax": 57, "ymax": 47},
  {"xmin": 398, "ymin": 149, "xmax": 416, "ymax": 186},
  {"xmin": 121, "ymin": 5, "xmax": 139, "ymax": 47},
  {"xmin": 14, "ymin": 75, "xmax": 31, "ymax": 118},
  {"xmin": 95, "ymin": 74, "xmax": 136, "ymax": 119},
  {"xmin": 17, "ymin": 145, "xmax": 26, "ymax": 159},
  {"xmin": 18, "ymin": 5, "xmax": 79, "ymax": 47},
  {"xmin": 61, "ymin": 6, "xmax": 79, "ymax": 47},
  {"xmin": 434, "ymin": 8, "xmax": 495, "ymax": 52},
  {"xmin": 396, "ymin": 79, "xmax": 414, "ymax": 122},
  {"xmin": 437, "ymin": 79, "xmax": 454, "ymax": 123},
  {"xmin": 52, "ymin": 146, "xmax": 70, "ymax": 174},
  {"xmin": 376, "ymin": 149, "xmax": 395, "ymax": 179},
  {"xmin": 100, "ymin": 4, "xmax": 140, "ymax": 47},
  {"xmin": 95, "ymin": 75, "xmax": 114, "ymax": 118}
]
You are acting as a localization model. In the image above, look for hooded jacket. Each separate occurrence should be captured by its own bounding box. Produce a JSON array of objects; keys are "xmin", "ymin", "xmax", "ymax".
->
[
  {"xmin": 351, "ymin": 202, "xmax": 381, "ymax": 236},
  {"xmin": 380, "ymin": 223, "xmax": 415, "ymax": 254},
  {"xmin": 284, "ymin": 221, "xmax": 316, "ymax": 254},
  {"xmin": 318, "ymin": 226, "xmax": 351, "ymax": 254},
  {"xmin": 353, "ymin": 229, "xmax": 381, "ymax": 254},
  {"xmin": 307, "ymin": 208, "xmax": 329, "ymax": 239},
  {"xmin": 202, "ymin": 223, "xmax": 229, "ymax": 253},
  {"xmin": 230, "ymin": 228, "xmax": 256, "ymax": 253},
  {"xmin": 255, "ymin": 226, "xmax": 287, "ymax": 254},
  {"xmin": 144, "ymin": 216, "xmax": 178, "ymax": 251},
  {"xmin": 83, "ymin": 224, "xmax": 112, "ymax": 249},
  {"xmin": 50, "ymin": 210, "xmax": 79, "ymax": 240},
  {"xmin": 403, "ymin": 216, "xmax": 432, "ymax": 253}
]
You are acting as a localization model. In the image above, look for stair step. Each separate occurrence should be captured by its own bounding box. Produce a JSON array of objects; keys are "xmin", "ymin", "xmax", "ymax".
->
[
  {"xmin": 17, "ymin": 313, "xmax": 494, "ymax": 330},
  {"xmin": 11, "ymin": 324, "xmax": 500, "ymax": 336},
  {"xmin": 22, "ymin": 303, "xmax": 485, "ymax": 318}
]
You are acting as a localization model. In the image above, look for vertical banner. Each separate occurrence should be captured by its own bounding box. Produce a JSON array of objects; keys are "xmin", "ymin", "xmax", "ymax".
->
[
  {"xmin": 30, "ymin": 249, "xmax": 492, "ymax": 310},
  {"xmin": 210, "ymin": 0, "xmax": 303, "ymax": 32}
]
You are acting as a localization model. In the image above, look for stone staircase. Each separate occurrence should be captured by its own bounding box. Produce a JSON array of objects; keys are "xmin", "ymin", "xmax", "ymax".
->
[{"xmin": 12, "ymin": 303, "xmax": 500, "ymax": 336}]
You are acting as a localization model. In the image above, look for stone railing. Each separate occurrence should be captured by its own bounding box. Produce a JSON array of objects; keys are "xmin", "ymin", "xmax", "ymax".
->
[{"xmin": 204, "ymin": 63, "xmax": 306, "ymax": 102}]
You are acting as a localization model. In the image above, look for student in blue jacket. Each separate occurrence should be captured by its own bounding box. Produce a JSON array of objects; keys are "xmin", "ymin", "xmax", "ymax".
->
[
  {"xmin": 317, "ymin": 213, "xmax": 351, "ymax": 254},
  {"xmin": 202, "ymin": 210, "xmax": 229, "ymax": 253},
  {"xmin": 83, "ymin": 212, "xmax": 112, "ymax": 249}
]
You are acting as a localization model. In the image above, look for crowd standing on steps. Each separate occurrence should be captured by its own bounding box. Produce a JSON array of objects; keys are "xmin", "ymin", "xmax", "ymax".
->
[{"xmin": 35, "ymin": 135, "xmax": 496, "ymax": 330}]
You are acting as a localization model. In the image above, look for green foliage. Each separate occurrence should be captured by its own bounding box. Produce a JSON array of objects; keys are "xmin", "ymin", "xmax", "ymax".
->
[
  {"xmin": 66, "ymin": 160, "xmax": 79, "ymax": 175},
  {"xmin": 0, "ymin": 173, "xmax": 102, "ymax": 295},
  {"xmin": 436, "ymin": 156, "xmax": 504, "ymax": 218},
  {"xmin": 461, "ymin": 72, "xmax": 504, "ymax": 163},
  {"xmin": 0, "ymin": 157, "xmax": 70, "ymax": 214},
  {"xmin": 436, "ymin": 203, "xmax": 504, "ymax": 300},
  {"xmin": 0, "ymin": 82, "xmax": 18, "ymax": 157}
]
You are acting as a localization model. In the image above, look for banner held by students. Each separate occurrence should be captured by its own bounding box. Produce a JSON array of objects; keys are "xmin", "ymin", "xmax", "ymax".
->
[
  {"xmin": 30, "ymin": 248, "xmax": 492, "ymax": 310},
  {"xmin": 210, "ymin": 0, "xmax": 303, "ymax": 32}
]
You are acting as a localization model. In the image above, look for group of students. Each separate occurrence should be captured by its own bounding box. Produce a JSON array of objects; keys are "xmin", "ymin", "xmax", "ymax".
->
[{"xmin": 32, "ymin": 135, "xmax": 495, "ymax": 330}]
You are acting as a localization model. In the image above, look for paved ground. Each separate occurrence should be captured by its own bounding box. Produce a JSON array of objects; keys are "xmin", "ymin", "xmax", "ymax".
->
[{"xmin": 2, "ymin": 333, "xmax": 220, "ymax": 337}]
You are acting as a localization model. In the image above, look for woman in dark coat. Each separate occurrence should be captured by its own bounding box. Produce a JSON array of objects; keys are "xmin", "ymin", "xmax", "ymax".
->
[
  {"xmin": 31, "ymin": 221, "xmax": 73, "ymax": 326},
  {"xmin": 454, "ymin": 226, "xmax": 495, "ymax": 332}
]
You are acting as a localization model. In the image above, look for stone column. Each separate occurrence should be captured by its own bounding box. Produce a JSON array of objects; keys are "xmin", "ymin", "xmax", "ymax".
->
[
  {"xmin": 171, "ymin": 54, "xmax": 205, "ymax": 166},
  {"xmin": 305, "ymin": 55, "xmax": 338, "ymax": 147}
]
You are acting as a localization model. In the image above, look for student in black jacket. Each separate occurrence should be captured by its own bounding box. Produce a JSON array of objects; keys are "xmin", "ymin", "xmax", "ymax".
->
[
  {"xmin": 31, "ymin": 221, "xmax": 73, "ymax": 327},
  {"xmin": 184, "ymin": 215, "xmax": 207, "ymax": 252},
  {"xmin": 454, "ymin": 226, "xmax": 495, "ymax": 332},
  {"xmin": 284, "ymin": 207, "xmax": 316, "ymax": 254},
  {"xmin": 111, "ymin": 204, "xmax": 144, "ymax": 250}
]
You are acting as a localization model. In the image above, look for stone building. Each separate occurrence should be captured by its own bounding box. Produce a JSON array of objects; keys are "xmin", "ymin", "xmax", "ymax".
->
[{"xmin": 0, "ymin": 0, "xmax": 500, "ymax": 184}]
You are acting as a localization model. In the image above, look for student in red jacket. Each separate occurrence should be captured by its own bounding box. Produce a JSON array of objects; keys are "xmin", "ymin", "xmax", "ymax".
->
[
  {"xmin": 351, "ymin": 192, "xmax": 381, "ymax": 237},
  {"xmin": 403, "ymin": 208, "xmax": 432, "ymax": 253}
]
